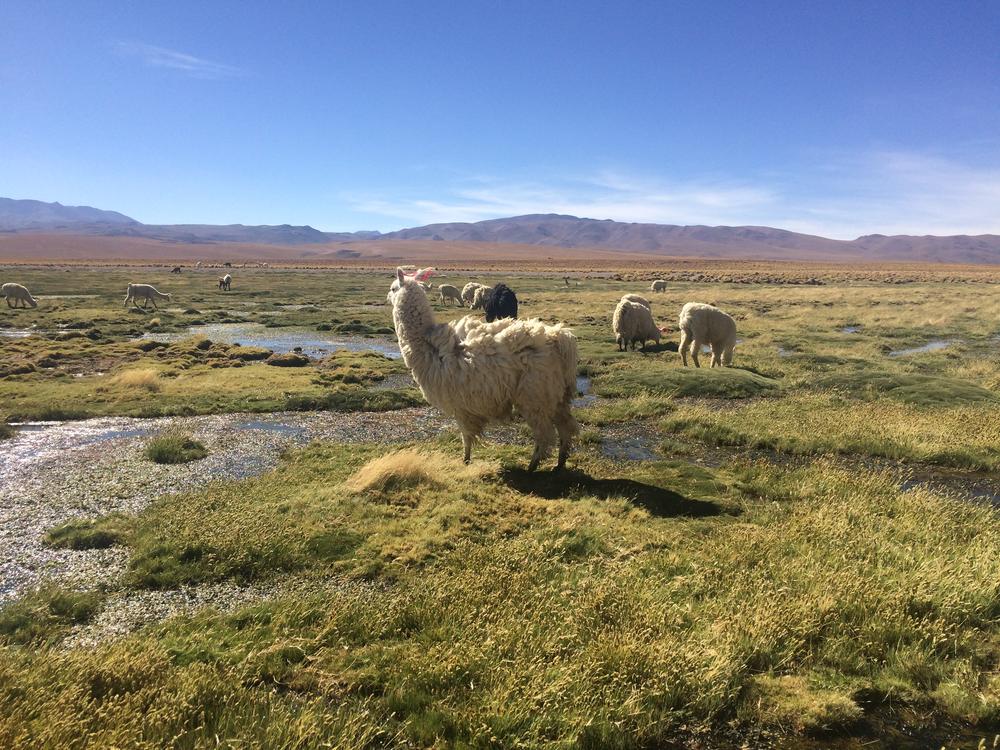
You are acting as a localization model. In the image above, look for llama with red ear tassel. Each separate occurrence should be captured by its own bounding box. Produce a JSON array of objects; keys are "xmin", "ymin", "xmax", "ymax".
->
[{"xmin": 387, "ymin": 267, "xmax": 578, "ymax": 471}]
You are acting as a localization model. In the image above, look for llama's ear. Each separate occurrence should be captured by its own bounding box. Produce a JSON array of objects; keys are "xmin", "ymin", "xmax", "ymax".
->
[{"xmin": 396, "ymin": 268, "xmax": 406, "ymax": 284}]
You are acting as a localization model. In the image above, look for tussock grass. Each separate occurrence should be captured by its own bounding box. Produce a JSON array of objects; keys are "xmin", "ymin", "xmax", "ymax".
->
[
  {"xmin": 109, "ymin": 367, "xmax": 161, "ymax": 392},
  {"xmin": 597, "ymin": 362, "xmax": 780, "ymax": 399},
  {"xmin": 45, "ymin": 514, "xmax": 129, "ymax": 550},
  {"xmin": 0, "ymin": 423, "xmax": 13, "ymax": 440},
  {"xmin": 5, "ymin": 460, "xmax": 1000, "ymax": 745},
  {"xmin": 144, "ymin": 431, "xmax": 208, "ymax": 464},
  {"xmin": 0, "ymin": 585, "xmax": 101, "ymax": 646},
  {"xmin": 342, "ymin": 448, "xmax": 495, "ymax": 494},
  {"xmin": 664, "ymin": 393, "xmax": 1000, "ymax": 469}
]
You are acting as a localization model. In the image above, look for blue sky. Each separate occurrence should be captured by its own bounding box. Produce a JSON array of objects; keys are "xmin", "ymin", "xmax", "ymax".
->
[{"xmin": 2, "ymin": 1, "xmax": 999, "ymax": 237}]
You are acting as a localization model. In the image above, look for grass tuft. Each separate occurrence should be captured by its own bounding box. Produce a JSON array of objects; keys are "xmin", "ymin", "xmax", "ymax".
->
[
  {"xmin": 109, "ymin": 368, "xmax": 161, "ymax": 392},
  {"xmin": 45, "ymin": 514, "xmax": 129, "ymax": 550},
  {"xmin": 342, "ymin": 448, "xmax": 495, "ymax": 495},
  {"xmin": 144, "ymin": 431, "xmax": 208, "ymax": 464},
  {"xmin": 0, "ymin": 585, "xmax": 101, "ymax": 645}
]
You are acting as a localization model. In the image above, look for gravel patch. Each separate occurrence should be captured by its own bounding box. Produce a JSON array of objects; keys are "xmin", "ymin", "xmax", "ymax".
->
[{"xmin": 0, "ymin": 404, "xmax": 538, "ymax": 609}]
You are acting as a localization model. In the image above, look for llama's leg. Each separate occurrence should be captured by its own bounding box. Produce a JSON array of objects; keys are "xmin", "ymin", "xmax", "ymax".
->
[
  {"xmin": 554, "ymin": 404, "xmax": 578, "ymax": 470},
  {"xmin": 461, "ymin": 432, "xmax": 474, "ymax": 464},
  {"xmin": 691, "ymin": 339, "xmax": 701, "ymax": 368},
  {"xmin": 4, "ymin": 298, "xmax": 11, "ymax": 308},
  {"xmin": 150, "ymin": 297, "xmax": 159, "ymax": 310},
  {"xmin": 711, "ymin": 347, "xmax": 721, "ymax": 367},
  {"xmin": 679, "ymin": 330, "xmax": 690, "ymax": 366},
  {"xmin": 526, "ymin": 415, "xmax": 556, "ymax": 472},
  {"xmin": 722, "ymin": 342, "xmax": 735, "ymax": 366}
]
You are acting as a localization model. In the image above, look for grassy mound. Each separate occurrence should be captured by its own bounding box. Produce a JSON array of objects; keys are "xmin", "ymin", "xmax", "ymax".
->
[
  {"xmin": 343, "ymin": 449, "xmax": 495, "ymax": 494},
  {"xmin": 597, "ymin": 362, "xmax": 779, "ymax": 399},
  {"xmin": 818, "ymin": 372, "xmax": 998, "ymax": 406},
  {"xmin": 44, "ymin": 515, "xmax": 129, "ymax": 550},
  {"xmin": 144, "ymin": 432, "xmax": 208, "ymax": 464},
  {"xmin": 0, "ymin": 585, "xmax": 101, "ymax": 646}
]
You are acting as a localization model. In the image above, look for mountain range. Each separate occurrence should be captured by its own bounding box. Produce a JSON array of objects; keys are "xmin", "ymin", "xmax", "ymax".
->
[{"xmin": 2, "ymin": 197, "xmax": 999, "ymax": 264}]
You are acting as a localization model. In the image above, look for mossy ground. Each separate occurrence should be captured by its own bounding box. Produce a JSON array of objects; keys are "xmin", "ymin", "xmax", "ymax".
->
[{"xmin": 1, "ymin": 266, "xmax": 1000, "ymax": 747}]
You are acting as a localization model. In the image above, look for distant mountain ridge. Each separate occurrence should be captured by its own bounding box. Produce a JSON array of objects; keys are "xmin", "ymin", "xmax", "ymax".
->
[
  {"xmin": 2, "ymin": 198, "xmax": 999, "ymax": 263},
  {"xmin": 0, "ymin": 197, "xmax": 136, "ymax": 229}
]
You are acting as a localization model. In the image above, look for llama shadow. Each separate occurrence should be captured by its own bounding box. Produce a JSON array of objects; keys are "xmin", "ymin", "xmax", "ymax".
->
[
  {"xmin": 640, "ymin": 341, "xmax": 679, "ymax": 354},
  {"xmin": 500, "ymin": 468, "xmax": 722, "ymax": 518}
]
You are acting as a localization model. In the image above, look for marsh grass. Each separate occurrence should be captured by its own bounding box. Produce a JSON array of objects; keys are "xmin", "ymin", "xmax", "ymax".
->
[
  {"xmin": 109, "ymin": 367, "xmax": 161, "ymax": 392},
  {"xmin": 3, "ymin": 453, "xmax": 1000, "ymax": 746},
  {"xmin": 45, "ymin": 514, "xmax": 130, "ymax": 550},
  {"xmin": 144, "ymin": 431, "xmax": 208, "ymax": 464},
  {"xmin": 4, "ymin": 267, "xmax": 1000, "ymax": 746},
  {"xmin": 0, "ymin": 585, "xmax": 101, "ymax": 646},
  {"xmin": 341, "ymin": 448, "xmax": 496, "ymax": 494},
  {"xmin": 663, "ymin": 393, "xmax": 1000, "ymax": 469}
]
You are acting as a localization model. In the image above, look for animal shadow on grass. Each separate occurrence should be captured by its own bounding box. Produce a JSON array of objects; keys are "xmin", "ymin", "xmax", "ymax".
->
[
  {"xmin": 640, "ymin": 341, "xmax": 679, "ymax": 354},
  {"xmin": 500, "ymin": 468, "xmax": 723, "ymax": 518}
]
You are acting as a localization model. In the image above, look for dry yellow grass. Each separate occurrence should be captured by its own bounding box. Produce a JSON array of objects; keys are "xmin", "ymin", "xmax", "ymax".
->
[
  {"xmin": 108, "ymin": 368, "xmax": 161, "ymax": 392},
  {"xmin": 342, "ymin": 448, "xmax": 496, "ymax": 494}
]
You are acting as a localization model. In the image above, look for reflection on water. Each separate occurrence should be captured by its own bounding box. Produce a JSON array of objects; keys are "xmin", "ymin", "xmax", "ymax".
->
[
  {"xmin": 888, "ymin": 340, "xmax": 953, "ymax": 357},
  {"xmin": 141, "ymin": 322, "xmax": 401, "ymax": 359}
]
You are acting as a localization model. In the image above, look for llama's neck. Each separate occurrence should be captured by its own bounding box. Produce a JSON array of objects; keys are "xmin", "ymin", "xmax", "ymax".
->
[{"xmin": 392, "ymin": 284, "xmax": 456, "ymax": 374}]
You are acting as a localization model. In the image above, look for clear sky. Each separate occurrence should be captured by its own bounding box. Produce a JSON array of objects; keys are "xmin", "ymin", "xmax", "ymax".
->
[{"xmin": 2, "ymin": 1, "xmax": 999, "ymax": 237}]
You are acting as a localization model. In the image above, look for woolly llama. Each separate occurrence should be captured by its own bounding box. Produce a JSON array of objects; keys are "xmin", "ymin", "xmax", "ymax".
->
[
  {"xmin": 482, "ymin": 283, "xmax": 518, "ymax": 322},
  {"xmin": 678, "ymin": 302, "xmax": 737, "ymax": 367},
  {"xmin": 218, "ymin": 274, "xmax": 232, "ymax": 291},
  {"xmin": 124, "ymin": 283, "xmax": 171, "ymax": 310},
  {"xmin": 437, "ymin": 284, "xmax": 463, "ymax": 306},
  {"xmin": 2, "ymin": 283, "xmax": 38, "ymax": 309},
  {"xmin": 388, "ymin": 268, "xmax": 579, "ymax": 471},
  {"xmin": 650, "ymin": 279, "xmax": 667, "ymax": 292},
  {"xmin": 612, "ymin": 298, "xmax": 661, "ymax": 351}
]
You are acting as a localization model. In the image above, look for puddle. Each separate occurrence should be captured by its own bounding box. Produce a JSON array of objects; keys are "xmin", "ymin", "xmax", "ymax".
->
[
  {"xmin": 10, "ymin": 421, "xmax": 62, "ymax": 432},
  {"xmin": 0, "ymin": 328, "xmax": 38, "ymax": 338},
  {"xmin": 900, "ymin": 476, "xmax": 1000, "ymax": 507},
  {"xmin": 573, "ymin": 376, "xmax": 599, "ymax": 408},
  {"xmin": 840, "ymin": 325, "xmax": 861, "ymax": 334},
  {"xmin": 601, "ymin": 435, "xmax": 660, "ymax": 461},
  {"xmin": 141, "ymin": 323, "xmax": 401, "ymax": 359},
  {"xmin": 888, "ymin": 340, "xmax": 954, "ymax": 357},
  {"xmin": 235, "ymin": 420, "xmax": 307, "ymax": 436},
  {"xmin": 78, "ymin": 427, "xmax": 153, "ymax": 445}
]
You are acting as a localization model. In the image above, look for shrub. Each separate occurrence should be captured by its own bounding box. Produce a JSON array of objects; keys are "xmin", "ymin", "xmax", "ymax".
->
[{"xmin": 145, "ymin": 432, "xmax": 209, "ymax": 464}]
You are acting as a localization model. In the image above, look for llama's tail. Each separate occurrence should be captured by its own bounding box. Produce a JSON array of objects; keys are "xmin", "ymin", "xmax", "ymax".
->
[{"xmin": 554, "ymin": 327, "xmax": 579, "ymax": 404}]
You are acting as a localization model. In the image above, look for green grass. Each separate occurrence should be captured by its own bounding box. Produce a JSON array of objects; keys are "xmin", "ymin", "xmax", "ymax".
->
[
  {"xmin": 144, "ymin": 432, "xmax": 209, "ymax": 464},
  {"xmin": 662, "ymin": 393, "xmax": 1000, "ymax": 469},
  {"xmin": 595, "ymin": 360, "xmax": 780, "ymax": 399},
  {"xmin": 45, "ymin": 514, "xmax": 130, "ymax": 550},
  {"xmin": 0, "ymin": 585, "xmax": 101, "ymax": 646},
  {"xmin": 2, "ymin": 447, "xmax": 999, "ymax": 746},
  {"xmin": 3, "ymin": 267, "xmax": 1000, "ymax": 746},
  {"xmin": 816, "ymin": 371, "xmax": 999, "ymax": 406}
]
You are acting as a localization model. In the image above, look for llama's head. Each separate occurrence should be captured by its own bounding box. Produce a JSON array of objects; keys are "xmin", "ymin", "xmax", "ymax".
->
[{"xmin": 388, "ymin": 267, "xmax": 435, "ymax": 304}]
